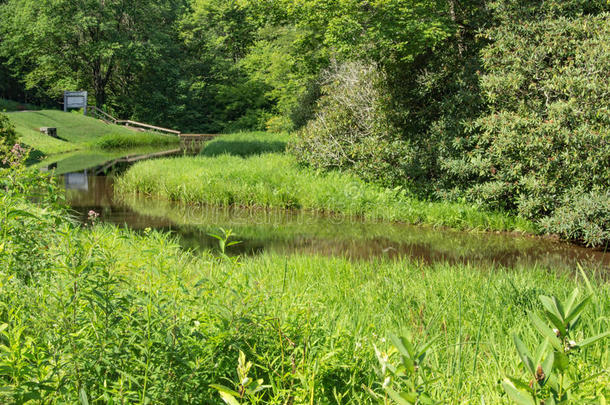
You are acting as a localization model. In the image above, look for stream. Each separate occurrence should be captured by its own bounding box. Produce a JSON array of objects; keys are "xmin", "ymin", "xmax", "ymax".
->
[{"xmin": 43, "ymin": 148, "xmax": 610, "ymax": 272}]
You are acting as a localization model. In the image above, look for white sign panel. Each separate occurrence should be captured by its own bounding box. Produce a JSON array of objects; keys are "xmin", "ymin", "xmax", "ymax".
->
[{"xmin": 66, "ymin": 95, "xmax": 86, "ymax": 108}]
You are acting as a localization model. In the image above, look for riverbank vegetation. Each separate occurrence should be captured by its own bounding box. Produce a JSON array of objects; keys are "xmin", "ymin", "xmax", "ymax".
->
[
  {"xmin": 117, "ymin": 151, "xmax": 534, "ymax": 233},
  {"xmin": 200, "ymin": 132, "xmax": 290, "ymax": 158},
  {"xmin": 117, "ymin": 195, "xmax": 608, "ymax": 271},
  {"xmin": 1, "ymin": 151, "xmax": 608, "ymax": 403}
]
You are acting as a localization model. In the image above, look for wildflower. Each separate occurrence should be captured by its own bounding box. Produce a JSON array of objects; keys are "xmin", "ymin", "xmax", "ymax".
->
[{"xmin": 88, "ymin": 210, "xmax": 100, "ymax": 223}]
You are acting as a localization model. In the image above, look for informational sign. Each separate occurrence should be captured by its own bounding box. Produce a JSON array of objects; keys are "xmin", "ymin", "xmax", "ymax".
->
[{"xmin": 63, "ymin": 91, "xmax": 88, "ymax": 114}]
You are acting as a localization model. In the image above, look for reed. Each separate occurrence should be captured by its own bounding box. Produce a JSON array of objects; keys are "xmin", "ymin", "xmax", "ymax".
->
[{"xmin": 200, "ymin": 131, "xmax": 290, "ymax": 157}]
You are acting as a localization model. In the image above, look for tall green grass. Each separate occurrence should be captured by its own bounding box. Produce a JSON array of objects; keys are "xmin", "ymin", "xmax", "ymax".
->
[
  {"xmin": 200, "ymin": 132, "xmax": 290, "ymax": 157},
  {"xmin": 1, "ymin": 158, "xmax": 607, "ymax": 403},
  {"xmin": 2, "ymin": 223, "xmax": 607, "ymax": 402},
  {"xmin": 117, "ymin": 153, "xmax": 535, "ymax": 232},
  {"xmin": 93, "ymin": 132, "xmax": 180, "ymax": 149}
]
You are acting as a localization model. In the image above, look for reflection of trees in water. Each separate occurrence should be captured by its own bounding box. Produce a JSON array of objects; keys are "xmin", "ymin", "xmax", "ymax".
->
[{"xmin": 116, "ymin": 191, "xmax": 610, "ymax": 272}]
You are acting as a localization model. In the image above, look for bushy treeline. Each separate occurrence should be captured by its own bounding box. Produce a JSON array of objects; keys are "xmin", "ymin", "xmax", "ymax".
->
[
  {"xmin": 291, "ymin": 0, "xmax": 610, "ymax": 246},
  {"xmin": 0, "ymin": 0, "xmax": 321, "ymax": 132}
]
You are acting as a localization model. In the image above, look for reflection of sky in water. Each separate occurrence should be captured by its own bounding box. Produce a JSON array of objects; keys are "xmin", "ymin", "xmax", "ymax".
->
[
  {"xmin": 64, "ymin": 171, "xmax": 89, "ymax": 190},
  {"xmin": 59, "ymin": 174, "xmax": 610, "ymax": 273}
]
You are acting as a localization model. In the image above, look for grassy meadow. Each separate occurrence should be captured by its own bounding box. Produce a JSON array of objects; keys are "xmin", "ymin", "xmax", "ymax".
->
[
  {"xmin": 6, "ymin": 109, "xmax": 178, "ymax": 155},
  {"xmin": 117, "ymin": 132, "xmax": 534, "ymax": 233}
]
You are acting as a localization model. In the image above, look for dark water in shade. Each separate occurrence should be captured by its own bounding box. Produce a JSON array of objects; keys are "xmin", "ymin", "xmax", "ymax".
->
[{"xmin": 60, "ymin": 174, "xmax": 610, "ymax": 272}]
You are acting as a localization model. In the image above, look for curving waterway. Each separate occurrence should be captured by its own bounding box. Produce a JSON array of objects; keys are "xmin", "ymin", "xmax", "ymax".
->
[{"xmin": 47, "ymin": 148, "xmax": 610, "ymax": 273}]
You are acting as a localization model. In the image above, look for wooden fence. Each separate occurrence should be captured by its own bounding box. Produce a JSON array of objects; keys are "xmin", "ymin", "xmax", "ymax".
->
[{"xmin": 86, "ymin": 106, "xmax": 181, "ymax": 136}]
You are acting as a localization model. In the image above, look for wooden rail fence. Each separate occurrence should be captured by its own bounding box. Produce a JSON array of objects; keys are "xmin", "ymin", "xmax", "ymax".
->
[
  {"xmin": 86, "ymin": 105, "xmax": 222, "ymax": 147},
  {"xmin": 86, "ymin": 106, "xmax": 181, "ymax": 136}
]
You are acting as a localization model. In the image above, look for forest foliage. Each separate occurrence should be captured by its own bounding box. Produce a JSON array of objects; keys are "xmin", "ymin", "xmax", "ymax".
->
[{"xmin": 1, "ymin": 0, "xmax": 609, "ymax": 245}]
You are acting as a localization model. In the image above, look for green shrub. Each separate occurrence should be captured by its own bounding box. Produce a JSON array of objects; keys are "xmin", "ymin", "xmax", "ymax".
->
[
  {"xmin": 443, "ymin": 13, "xmax": 610, "ymax": 246},
  {"xmin": 200, "ymin": 132, "xmax": 289, "ymax": 157},
  {"xmin": 94, "ymin": 132, "xmax": 180, "ymax": 149},
  {"xmin": 540, "ymin": 189, "xmax": 610, "ymax": 248},
  {"xmin": 0, "ymin": 112, "xmax": 16, "ymax": 146},
  {"xmin": 291, "ymin": 62, "xmax": 417, "ymax": 189}
]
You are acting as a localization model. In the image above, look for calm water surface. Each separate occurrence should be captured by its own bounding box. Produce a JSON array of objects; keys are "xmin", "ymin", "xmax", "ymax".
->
[{"xmin": 58, "ymin": 172, "xmax": 610, "ymax": 272}]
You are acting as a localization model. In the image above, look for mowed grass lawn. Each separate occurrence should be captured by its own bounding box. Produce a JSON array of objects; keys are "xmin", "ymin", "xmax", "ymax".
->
[
  {"xmin": 117, "ymin": 132, "xmax": 535, "ymax": 232},
  {"xmin": 7, "ymin": 109, "xmax": 177, "ymax": 154}
]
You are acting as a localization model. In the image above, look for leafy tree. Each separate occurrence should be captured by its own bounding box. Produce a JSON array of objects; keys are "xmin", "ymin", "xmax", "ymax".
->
[
  {"xmin": 0, "ymin": 0, "xmax": 185, "ymax": 108},
  {"xmin": 178, "ymin": 0, "xmax": 271, "ymax": 132},
  {"xmin": 443, "ymin": 7, "xmax": 610, "ymax": 246}
]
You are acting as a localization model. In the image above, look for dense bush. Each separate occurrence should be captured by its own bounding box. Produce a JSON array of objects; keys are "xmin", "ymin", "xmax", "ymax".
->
[
  {"xmin": 291, "ymin": 62, "xmax": 418, "ymax": 188},
  {"xmin": 295, "ymin": 8, "xmax": 610, "ymax": 246},
  {"xmin": 443, "ymin": 13, "xmax": 610, "ymax": 246},
  {"xmin": 0, "ymin": 112, "xmax": 16, "ymax": 147},
  {"xmin": 539, "ymin": 189, "xmax": 610, "ymax": 248},
  {"xmin": 292, "ymin": 2, "xmax": 491, "ymax": 195}
]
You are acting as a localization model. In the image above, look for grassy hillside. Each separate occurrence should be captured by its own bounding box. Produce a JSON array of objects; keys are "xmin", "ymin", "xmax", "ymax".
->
[{"xmin": 6, "ymin": 109, "xmax": 176, "ymax": 155}]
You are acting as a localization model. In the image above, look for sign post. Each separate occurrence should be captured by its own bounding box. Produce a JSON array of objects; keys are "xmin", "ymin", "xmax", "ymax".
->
[{"xmin": 63, "ymin": 91, "xmax": 88, "ymax": 115}]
